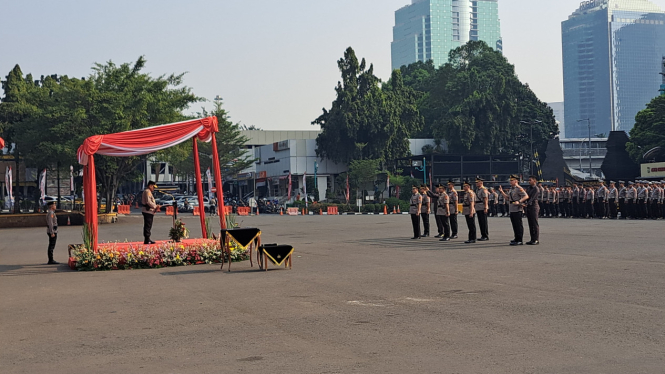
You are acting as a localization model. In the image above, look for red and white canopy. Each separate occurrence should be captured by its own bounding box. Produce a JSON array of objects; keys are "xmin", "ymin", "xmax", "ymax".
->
[
  {"xmin": 77, "ymin": 117, "xmax": 218, "ymax": 165},
  {"xmin": 0, "ymin": 137, "xmax": 5, "ymax": 150}
]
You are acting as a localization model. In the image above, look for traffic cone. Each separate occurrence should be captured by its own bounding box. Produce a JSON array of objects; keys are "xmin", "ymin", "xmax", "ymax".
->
[
  {"xmin": 256, "ymin": 207, "xmax": 259, "ymax": 216},
  {"xmin": 135, "ymin": 201, "xmax": 139, "ymax": 209},
  {"xmin": 280, "ymin": 208, "xmax": 283, "ymax": 216},
  {"xmin": 397, "ymin": 205, "xmax": 401, "ymax": 214},
  {"xmin": 302, "ymin": 208, "xmax": 305, "ymax": 216},
  {"xmin": 319, "ymin": 208, "xmax": 322, "ymax": 215},
  {"xmin": 393, "ymin": 206, "xmax": 396, "ymax": 214},
  {"xmin": 67, "ymin": 216, "xmax": 71, "ymax": 226},
  {"xmin": 383, "ymin": 205, "xmax": 388, "ymax": 215}
]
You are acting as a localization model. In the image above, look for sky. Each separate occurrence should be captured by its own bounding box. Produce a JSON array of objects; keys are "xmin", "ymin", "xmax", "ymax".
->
[{"xmin": 3, "ymin": 0, "xmax": 665, "ymax": 131}]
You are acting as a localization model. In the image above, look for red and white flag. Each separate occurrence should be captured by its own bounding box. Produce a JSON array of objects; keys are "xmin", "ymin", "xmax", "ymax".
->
[
  {"xmin": 39, "ymin": 168, "xmax": 47, "ymax": 201},
  {"xmin": 287, "ymin": 172, "xmax": 292, "ymax": 200}
]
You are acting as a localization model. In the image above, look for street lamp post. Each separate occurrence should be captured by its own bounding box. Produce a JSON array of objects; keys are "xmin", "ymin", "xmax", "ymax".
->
[
  {"xmin": 577, "ymin": 119, "xmax": 592, "ymax": 179},
  {"xmin": 520, "ymin": 120, "xmax": 542, "ymax": 176}
]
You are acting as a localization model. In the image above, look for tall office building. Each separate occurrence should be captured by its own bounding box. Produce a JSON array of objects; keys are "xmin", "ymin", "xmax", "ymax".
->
[
  {"xmin": 562, "ymin": 0, "xmax": 665, "ymax": 139},
  {"xmin": 391, "ymin": 0, "xmax": 502, "ymax": 70}
]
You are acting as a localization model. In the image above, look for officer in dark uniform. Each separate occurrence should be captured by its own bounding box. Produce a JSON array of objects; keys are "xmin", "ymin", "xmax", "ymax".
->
[
  {"xmin": 46, "ymin": 201, "xmax": 59, "ymax": 264},
  {"xmin": 409, "ymin": 186, "xmax": 422, "ymax": 239},
  {"xmin": 474, "ymin": 177, "xmax": 489, "ymax": 241},
  {"xmin": 447, "ymin": 181, "xmax": 459, "ymax": 239},
  {"xmin": 525, "ymin": 176, "xmax": 540, "ymax": 245},
  {"xmin": 498, "ymin": 175, "xmax": 528, "ymax": 245},
  {"xmin": 419, "ymin": 185, "xmax": 431, "ymax": 237}
]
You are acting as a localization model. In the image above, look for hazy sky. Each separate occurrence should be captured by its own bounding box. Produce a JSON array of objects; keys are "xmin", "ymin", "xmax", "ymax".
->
[{"xmin": 3, "ymin": 0, "xmax": 665, "ymax": 131}]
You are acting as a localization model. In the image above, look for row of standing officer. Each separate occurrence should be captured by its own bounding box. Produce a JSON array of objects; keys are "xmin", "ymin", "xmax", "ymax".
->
[{"xmin": 410, "ymin": 175, "xmax": 539, "ymax": 246}]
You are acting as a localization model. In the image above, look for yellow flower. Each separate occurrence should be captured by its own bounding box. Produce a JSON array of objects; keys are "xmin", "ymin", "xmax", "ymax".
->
[
  {"xmin": 96, "ymin": 255, "xmax": 101, "ymax": 260},
  {"xmin": 139, "ymin": 251, "xmax": 144, "ymax": 255},
  {"xmin": 110, "ymin": 253, "xmax": 114, "ymax": 258}
]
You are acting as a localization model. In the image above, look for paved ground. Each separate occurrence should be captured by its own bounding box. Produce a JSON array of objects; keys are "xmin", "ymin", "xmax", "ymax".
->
[{"xmin": 1, "ymin": 213, "xmax": 665, "ymax": 373}]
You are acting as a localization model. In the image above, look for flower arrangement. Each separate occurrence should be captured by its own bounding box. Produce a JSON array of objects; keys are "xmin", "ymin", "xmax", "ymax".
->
[
  {"xmin": 69, "ymin": 239, "xmax": 249, "ymax": 271},
  {"xmin": 168, "ymin": 219, "xmax": 190, "ymax": 242}
]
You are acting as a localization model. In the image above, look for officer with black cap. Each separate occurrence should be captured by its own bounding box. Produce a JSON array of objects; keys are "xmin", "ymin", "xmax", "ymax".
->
[
  {"xmin": 45, "ymin": 201, "xmax": 59, "ymax": 264},
  {"xmin": 427, "ymin": 183, "xmax": 451, "ymax": 239},
  {"xmin": 474, "ymin": 177, "xmax": 489, "ymax": 241},
  {"xmin": 525, "ymin": 175, "xmax": 540, "ymax": 245},
  {"xmin": 461, "ymin": 181, "xmax": 477, "ymax": 243},
  {"xmin": 498, "ymin": 175, "xmax": 528, "ymax": 245},
  {"xmin": 419, "ymin": 184, "xmax": 431, "ymax": 237},
  {"xmin": 409, "ymin": 186, "xmax": 422, "ymax": 239},
  {"xmin": 618, "ymin": 181, "xmax": 627, "ymax": 219},
  {"xmin": 446, "ymin": 181, "xmax": 459, "ymax": 239},
  {"xmin": 608, "ymin": 181, "xmax": 618, "ymax": 219}
]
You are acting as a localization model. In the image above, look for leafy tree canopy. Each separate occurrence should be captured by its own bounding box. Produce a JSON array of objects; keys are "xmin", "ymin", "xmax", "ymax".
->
[
  {"xmin": 627, "ymin": 94, "xmax": 665, "ymax": 162},
  {"xmin": 313, "ymin": 47, "xmax": 423, "ymax": 164}
]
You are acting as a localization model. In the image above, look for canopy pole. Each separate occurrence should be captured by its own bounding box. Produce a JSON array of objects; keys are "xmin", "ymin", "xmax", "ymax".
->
[
  {"xmin": 210, "ymin": 133, "xmax": 227, "ymax": 230},
  {"xmin": 192, "ymin": 138, "xmax": 208, "ymax": 238},
  {"xmin": 83, "ymin": 155, "xmax": 99, "ymax": 251}
]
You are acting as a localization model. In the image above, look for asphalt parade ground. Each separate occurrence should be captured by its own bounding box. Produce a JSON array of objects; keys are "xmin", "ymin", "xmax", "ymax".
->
[{"xmin": 1, "ymin": 214, "xmax": 664, "ymax": 373}]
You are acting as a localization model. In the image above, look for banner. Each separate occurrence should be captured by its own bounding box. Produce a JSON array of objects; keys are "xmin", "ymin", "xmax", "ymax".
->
[
  {"xmin": 303, "ymin": 172, "xmax": 308, "ymax": 208},
  {"xmin": 206, "ymin": 167, "xmax": 213, "ymax": 198},
  {"xmin": 386, "ymin": 174, "xmax": 390, "ymax": 198},
  {"xmin": 5, "ymin": 166, "xmax": 12, "ymax": 209},
  {"xmin": 641, "ymin": 162, "xmax": 665, "ymax": 178},
  {"xmin": 345, "ymin": 174, "xmax": 350, "ymax": 204},
  {"xmin": 39, "ymin": 168, "xmax": 47, "ymax": 202},
  {"xmin": 287, "ymin": 172, "xmax": 292, "ymax": 201},
  {"xmin": 70, "ymin": 165, "xmax": 74, "ymax": 193}
]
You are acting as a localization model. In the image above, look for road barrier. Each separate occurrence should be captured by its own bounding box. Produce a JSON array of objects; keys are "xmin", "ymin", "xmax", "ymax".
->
[
  {"xmin": 193, "ymin": 206, "xmax": 201, "ymax": 216},
  {"xmin": 237, "ymin": 207, "xmax": 250, "ymax": 216},
  {"xmin": 118, "ymin": 205, "xmax": 131, "ymax": 214},
  {"xmin": 327, "ymin": 206, "xmax": 339, "ymax": 215},
  {"xmin": 165, "ymin": 206, "xmax": 174, "ymax": 216},
  {"xmin": 287, "ymin": 208, "xmax": 299, "ymax": 216}
]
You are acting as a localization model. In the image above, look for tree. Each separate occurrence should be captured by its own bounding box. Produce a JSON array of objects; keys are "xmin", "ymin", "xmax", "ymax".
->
[
  {"xmin": 1, "ymin": 57, "xmax": 202, "ymax": 212},
  {"xmin": 626, "ymin": 94, "xmax": 665, "ymax": 162},
  {"xmin": 313, "ymin": 47, "xmax": 422, "ymax": 164},
  {"xmin": 398, "ymin": 41, "xmax": 557, "ymax": 157},
  {"xmin": 162, "ymin": 99, "xmax": 256, "ymax": 183},
  {"xmin": 348, "ymin": 158, "xmax": 380, "ymax": 200}
]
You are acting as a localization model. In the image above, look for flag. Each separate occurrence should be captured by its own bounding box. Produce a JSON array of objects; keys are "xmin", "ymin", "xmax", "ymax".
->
[
  {"xmin": 70, "ymin": 165, "xmax": 74, "ymax": 193},
  {"xmin": 429, "ymin": 168, "xmax": 433, "ymax": 190},
  {"xmin": 39, "ymin": 168, "xmax": 47, "ymax": 201},
  {"xmin": 386, "ymin": 174, "xmax": 390, "ymax": 198},
  {"xmin": 206, "ymin": 167, "xmax": 213, "ymax": 198},
  {"xmin": 303, "ymin": 172, "xmax": 308, "ymax": 208},
  {"xmin": 410, "ymin": 170, "xmax": 414, "ymax": 178},
  {"xmin": 287, "ymin": 172, "xmax": 292, "ymax": 200},
  {"xmin": 345, "ymin": 174, "xmax": 350, "ymax": 204}
]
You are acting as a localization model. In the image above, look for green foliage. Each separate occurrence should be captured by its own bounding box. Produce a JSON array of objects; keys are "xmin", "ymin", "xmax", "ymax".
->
[
  {"xmin": 348, "ymin": 159, "xmax": 380, "ymax": 194},
  {"xmin": 627, "ymin": 94, "xmax": 665, "ymax": 162},
  {"xmin": 313, "ymin": 47, "xmax": 423, "ymax": 164},
  {"xmin": 168, "ymin": 219, "xmax": 190, "ymax": 242},
  {"xmin": 399, "ymin": 41, "xmax": 558, "ymax": 158},
  {"xmin": 0, "ymin": 57, "xmax": 202, "ymax": 212}
]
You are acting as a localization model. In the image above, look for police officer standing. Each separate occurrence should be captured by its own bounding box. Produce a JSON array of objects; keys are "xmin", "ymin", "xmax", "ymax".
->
[
  {"xmin": 142, "ymin": 181, "xmax": 158, "ymax": 244},
  {"xmin": 461, "ymin": 181, "xmax": 477, "ymax": 244},
  {"xmin": 608, "ymin": 181, "xmax": 618, "ymax": 219},
  {"xmin": 46, "ymin": 201, "xmax": 59, "ymax": 264},
  {"xmin": 585, "ymin": 185, "xmax": 595, "ymax": 218},
  {"xmin": 447, "ymin": 181, "xmax": 459, "ymax": 239},
  {"xmin": 426, "ymin": 184, "xmax": 445, "ymax": 238},
  {"xmin": 525, "ymin": 176, "xmax": 540, "ymax": 245},
  {"xmin": 474, "ymin": 177, "xmax": 489, "ymax": 241},
  {"xmin": 498, "ymin": 175, "xmax": 528, "ymax": 245},
  {"xmin": 419, "ymin": 185, "xmax": 431, "ymax": 237},
  {"xmin": 409, "ymin": 186, "xmax": 422, "ymax": 239},
  {"xmin": 618, "ymin": 181, "xmax": 627, "ymax": 219},
  {"xmin": 597, "ymin": 181, "xmax": 607, "ymax": 219},
  {"xmin": 626, "ymin": 181, "xmax": 637, "ymax": 219},
  {"xmin": 428, "ymin": 184, "xmax": 451, "ymax": 241}
]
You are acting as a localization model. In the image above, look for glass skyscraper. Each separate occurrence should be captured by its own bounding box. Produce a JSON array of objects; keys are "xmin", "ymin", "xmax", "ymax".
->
[
  {"xmin": 391, "ymin": 0, "xmax": 502, "ymax": 70},
  {"xmin": 562, "ymin": 0, "xmax": 665, "ymax": 139}
]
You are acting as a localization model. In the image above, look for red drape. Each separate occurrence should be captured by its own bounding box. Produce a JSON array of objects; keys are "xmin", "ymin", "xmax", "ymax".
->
[
  {"xmin": 192, "ymin": 138, "xmax": 207, "ymax": 238},
  {"xmin": 77, "ymin": 117, "xmax": 226, "ymax": 250},
  {"xmin": 0, "ymin": 137, "xmax": 5, "ymax": 150}
]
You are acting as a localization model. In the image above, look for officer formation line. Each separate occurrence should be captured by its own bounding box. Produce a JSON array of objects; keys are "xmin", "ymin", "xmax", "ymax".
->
[{"xmin": 410, "ymin": 175, "xmax": 539, "ymax": 246}]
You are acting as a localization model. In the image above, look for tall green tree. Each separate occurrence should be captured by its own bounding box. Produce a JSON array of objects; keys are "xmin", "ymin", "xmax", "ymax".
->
[
  {"xmin": 399, "ymin": 41, "xmax": 557, "ymax": 158},
  {"xmin": 161, "ymin": 99, "xmax": 256, "ymax": 181},
  {"xmin": 626, "ymin": 94, "xmax": 665, "ymax": 162},
  {"xmin": 2, "ymin": 57, "xmax": 202, "ymax": 212},
  {"xmin": 313, "ymin": 47, "xmax": 422, "ymax": 164}
]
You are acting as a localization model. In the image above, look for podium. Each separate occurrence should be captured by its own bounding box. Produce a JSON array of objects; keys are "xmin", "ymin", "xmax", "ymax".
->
[
  {"xmin": 220, "ymin": 228, "xmax": 261, "ymax": 272},
  {"xmin": 259, "ymin": 244, "xmax": 294, "ymax": 271}
]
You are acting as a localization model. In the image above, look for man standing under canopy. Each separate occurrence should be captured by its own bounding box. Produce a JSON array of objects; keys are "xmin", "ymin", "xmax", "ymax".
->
[{"xmin": 142, "ymin": 181, "xmax": 158, "ymax": 244}]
